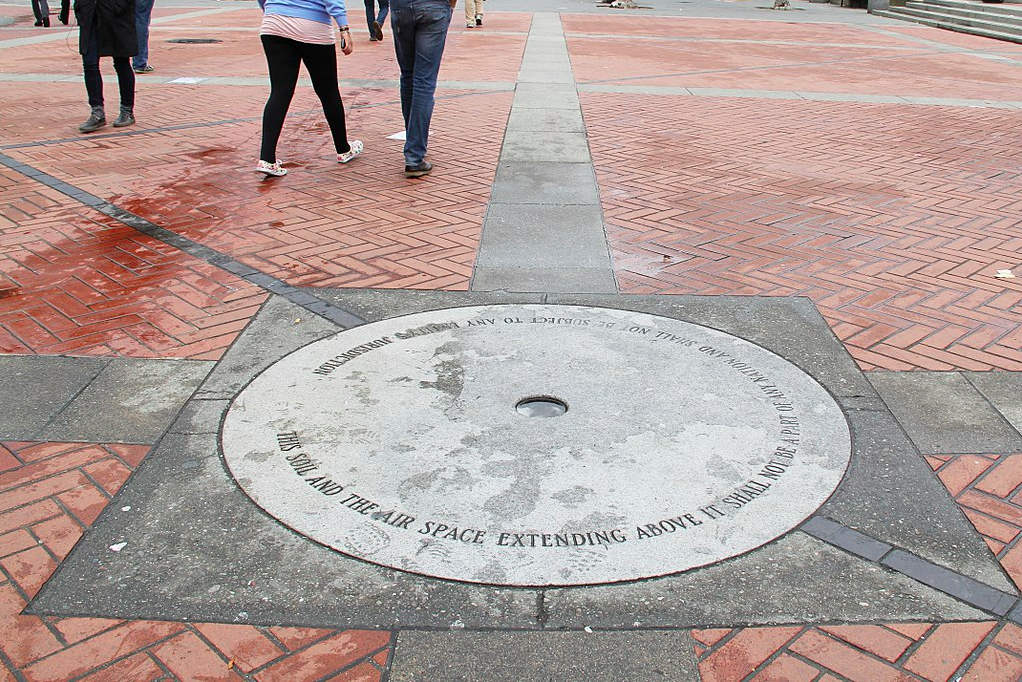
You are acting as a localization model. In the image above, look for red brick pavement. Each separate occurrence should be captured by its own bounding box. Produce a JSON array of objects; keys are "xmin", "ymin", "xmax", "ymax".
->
[
  {"xmin": 928, "ymin": 454, "xmax": 1022, "ymax": 591},
  {"xmin": 693, "ymin": 622, "xmax": 1022, "ymax": 681},
  {"xmin": 691, "ymin": 452, "xmax": 1022, "ymax": 681},
  {"xmin": 0, "ymin": 441, "xmax": 394, "ymax": 682},
  {"xmin": 0, "ymin": 167, "xmax": 268, "ymax": 358},
  {"xmin": 563, "ymin": 14, "xmax": 925, "ymax": 47},
  {"xmin": 564, "ymin": 15, "xmax": 1022, "ymax": 100},
  {"xmin": 582, "ymin": 92, "xmax": 1022, "ymax": 371},
  {"xmin": 6, "ymin": 87, "xmax": 509, "ymax": 291}
]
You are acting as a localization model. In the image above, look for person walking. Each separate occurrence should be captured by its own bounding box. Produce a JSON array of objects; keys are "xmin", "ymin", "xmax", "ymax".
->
[
  {"xmin": 31, "ymin": 0, "xmax": 50, "ymax": 26},
  {"xmin": 256, "ymin": 0, "xmax": 363, "ymax": 176},
  {"xmin": 389, "ymin": 0, "xmax": 454, "ymax": 178},
  {"xmin": 463, "ymin": 0, "xmax": 481, "ymax": 29},
  {"xmin": 75, "ymin": 0, "xmax": 138, "ymax": 133},
  {"xmin": 132, "ymin": 0, "xmax": 155, "ymax": 73},
  {"xmin": 365, "ymin": 0, "xmax": 387, "ymax": 41}
]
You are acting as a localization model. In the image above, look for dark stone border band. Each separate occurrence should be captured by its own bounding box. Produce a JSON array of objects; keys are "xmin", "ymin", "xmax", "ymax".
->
[{"xmin": 803, "ymin": 516, "xmax": 1021, "ymax": 621}]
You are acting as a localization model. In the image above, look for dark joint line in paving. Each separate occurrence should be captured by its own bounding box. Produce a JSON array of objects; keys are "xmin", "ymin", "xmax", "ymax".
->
[
  {"xmin": 0, "ymin": 152, "xmax": 366, "ymax": 329},
  {"xmin": 802, "ymin": 516, "xmax": 1021, "ymax": 621}
]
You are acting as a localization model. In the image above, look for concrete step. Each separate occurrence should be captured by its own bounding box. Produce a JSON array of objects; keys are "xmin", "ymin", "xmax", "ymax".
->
[
  {"xmin": 905, "ymin": 0, "xmax": 1022, "ymax": 26},
  {"xmin": 893, "ymin": 4, "xmax": 1022, "ymax": 34},
  {"xmin": 875, "ymin": 7, "xmax": 1022, "ymax": 42},
  {"xmin": 919, "ymin": 0, "xmax": 1022, "ymax": 19}
]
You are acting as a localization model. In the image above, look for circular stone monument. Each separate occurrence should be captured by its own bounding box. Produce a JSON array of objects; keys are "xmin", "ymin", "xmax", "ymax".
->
[{"xmin": 222, "ymin": 305, "xmax": 851, "ymax": 587}]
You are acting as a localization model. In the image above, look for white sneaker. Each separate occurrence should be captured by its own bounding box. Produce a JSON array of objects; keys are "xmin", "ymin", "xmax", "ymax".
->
[
  {"xmin": 337, "ymin": 140, "xmax": 363, "ymax": 164},
  {"xmin": 255, "ymin": 159, "xmax": 287, "ymax": 176}
]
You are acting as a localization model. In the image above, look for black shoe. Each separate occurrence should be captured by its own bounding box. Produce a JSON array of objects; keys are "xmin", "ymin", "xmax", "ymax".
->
[
  {"xmin": 34, "ymin": 19, "xmax": 43, "ymax": 25},
  {"xmin": 42, "ymin": 16, "xmax": 50, "ymax": 26},
  {"xmin": 404, "ymin": 161, "xmax": 432, "ymax": 178},
  {"xmin": 59, "ymin": 9, "xmax": 68, "ymax": 24},
  {"xmin": 475, "ymin": 15, "xmax": 482, "ymax": 25},
  {"xmin": 112, "ymin": 110, "xmax": 135, "ymax": 128},
  {"xmin": 372, "ymin": 20, "xmax": 383, "ymax": 40},
  {"xmin": 79, "ymin": 114, "xmax": 106, "ymax": 133}
]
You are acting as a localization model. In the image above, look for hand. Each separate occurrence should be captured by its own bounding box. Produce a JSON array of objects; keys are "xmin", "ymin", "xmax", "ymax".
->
[{"xmin": 340, "ymin": 30, "xmax": 353, "ymax": 55}]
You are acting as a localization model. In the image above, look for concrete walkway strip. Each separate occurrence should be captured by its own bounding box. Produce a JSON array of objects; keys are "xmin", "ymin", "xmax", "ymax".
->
[{"xmin": 472, "ymin": 13, "xmax": 616, "ymax": 294}]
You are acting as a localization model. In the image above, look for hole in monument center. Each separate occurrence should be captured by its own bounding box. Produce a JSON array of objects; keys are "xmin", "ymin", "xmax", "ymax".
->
[{"xmin": 515, "ymin": 396, "xmax": 568, "ymax": 418}]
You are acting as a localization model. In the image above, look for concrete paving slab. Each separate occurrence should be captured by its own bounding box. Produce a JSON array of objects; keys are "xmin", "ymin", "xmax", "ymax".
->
[
  {"xmin": 470, "ymin": 267, "xmax": 619, "ymax": 293},
  {"xmin": 506, "ymin": 108, "xmax": 585, "ymax": 133},
  {"xmin": 195, "ymin": 296, "xmax": 339, "ymax": 400},
  {"xmin": 389, "ymin": 631, "xmax": 700, "ymax": 682},
  {"xmin": 819, "ymin": 408, "xmax": 1015, "ymax": 593},
  {"xmin": 966, "ymin": 371, "xmax": 1022, "ymax": 435},
  {"xmin": 500, "ymin": 131, "xmax": 592, "ymax": 163},
  {"xmin": 490, "ymin": 162, "xmax": 599, "ymax": 204},
  {"xmin": 513, "ymin": 83, "xmax": 580, "ymax": 109},
  {"xmin": 869, "ymin": 371, "xmax": 1022, "ymax": 454},
  {"xmin": 0, "ymin": 356, "xmax": 106, "ymax": 440},
  {"xmin": 474, "ymin": 204, "xmax": 611, "ymax": 269},
  {"xmin": 39, "ymin": 358, "xmax": 212, "ymax": 444},
  {"xmin": 518, "ymin": 69, "xmax": 575, "ymax": 85}
]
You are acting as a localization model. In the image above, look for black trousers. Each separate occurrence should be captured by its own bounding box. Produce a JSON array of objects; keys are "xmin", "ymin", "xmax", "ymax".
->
[
  {"xmin": 82, "ymin": 27, "xmax": 135, "ymax": 111},
  {"xmin": 260, "ymin": 34, "xmax": 350, "ymax": 163}
]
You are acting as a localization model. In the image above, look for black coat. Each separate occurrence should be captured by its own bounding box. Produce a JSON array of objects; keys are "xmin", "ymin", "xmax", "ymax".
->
[{"xmin": 75, "ymin": 0, "xmax": 138, "ymax": 57}]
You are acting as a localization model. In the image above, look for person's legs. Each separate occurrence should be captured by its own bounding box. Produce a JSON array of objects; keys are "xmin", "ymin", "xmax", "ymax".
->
[
  {"xmin": 59, "ymin": 0, "xmax": 69, "ymax": 24},
  {"xmin": 80, "ymin": 28, "xmax": 106, "ymax": 131},
  {"xmin": 376, "ymin": 0, "xmax": 389, "ymax": 26},
  {"xmin": 111, "ymin": 57, "xmax": 136, "ymax": 126},
  {"xmin": 390, "ymin": 3, "xmax": 416, "ymax": 132},
  {"xmin": 299, "ymin": 42, "xmax": 351, "ymax": 155},
  {"xmin": 32, "ymin": 0, "xmax": 51, "ymax": 25},
  {"xmin": 364, "ymin": 0, "xmax": 377, "ymax": 37},
  {"xmin": 464, "ymin": 0, "xmax": 473, "ymax": 28},
  {"xmin": 132, "ymin": 0, "xmax": 155, "ymax": 71},
  {"xmin": 259, "ymin": 34, "xmax": 302, "ymax": 163},
  {"xmin": 403, "ymin": 1, "xmax": 451, "ymax": 167}
]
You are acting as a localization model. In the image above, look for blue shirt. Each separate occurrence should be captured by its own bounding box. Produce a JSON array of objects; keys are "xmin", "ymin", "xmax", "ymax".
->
[{"xmin": 259, "ymin": 0, "xmax": 348, "ymax": 30}]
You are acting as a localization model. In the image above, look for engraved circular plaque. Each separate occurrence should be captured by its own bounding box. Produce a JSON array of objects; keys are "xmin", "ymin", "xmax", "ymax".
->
[{"xmin": 221, "ymin": 305, "xmax": 851, "ymax": 586}]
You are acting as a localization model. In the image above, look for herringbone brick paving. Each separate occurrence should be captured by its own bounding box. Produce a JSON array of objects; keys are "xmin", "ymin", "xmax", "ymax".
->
[
  {"xmin": 928, "ymin": 454, "xmax": 1022, "ymax": 592},
  {"xmin": 583, "ymin": 92, "xmax": 1022, "ymax": 371},
  {"xmin": 0, "ymin": 441, "xmax": 394, "ymax": 681},
  {"xmin": 0, "ymin": 167, "xmax": 268, "ymax": 358},
  {"xmin": 692, "ymin": 621, "xmax": 1022, "ymax": 681},
  {"xmin": 7, "ymin": 87, "xmax": 510, "ymax": 291},
  {"xmin": 563, "ymin": 16, "xmax": 1022, "ymax": 102}
]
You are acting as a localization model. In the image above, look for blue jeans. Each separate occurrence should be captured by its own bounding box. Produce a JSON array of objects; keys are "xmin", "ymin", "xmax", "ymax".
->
[
  {"xmin": 389, "ymin": 0, "xmax": 451, "ymax": 166},
  {"xmin": 364, "ymin": 0, "xmax": 389, "ymax": 33},
  {"xmin": 133, "ymin": 0, "xmax": 155, "ymax": 70}
]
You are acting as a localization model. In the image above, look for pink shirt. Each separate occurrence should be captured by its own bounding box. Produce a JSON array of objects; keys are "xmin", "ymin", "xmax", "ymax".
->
[{"xmin": 260, "ymin": 14, "xmax": 336, "ymax": 45}]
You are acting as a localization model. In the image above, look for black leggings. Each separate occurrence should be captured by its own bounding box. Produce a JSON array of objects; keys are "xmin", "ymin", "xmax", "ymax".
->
[
  {"xmin": 260, "ymin": 34, "xmax": 350, "ymax": 163},
  {"xmin": 82, "ymin": 26, "xmax": 135, "ymax": 111}
]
